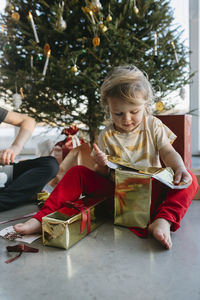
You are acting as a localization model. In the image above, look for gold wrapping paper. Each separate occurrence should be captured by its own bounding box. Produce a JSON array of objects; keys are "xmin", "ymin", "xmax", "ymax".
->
[
  {"xmin": 42, "ymin": 198, "xmax": 107, "ymax": 249},
  {"xmin": 107, "ymin": 155, "xmax": 164, "ymax": 174},
  {"xmin": 114, "ymin": 169, "xmax": 152, "ymax": 228},
  {"xmin": 108, "ymin": 156, "xmax": 188, "ymax": 189},
  {"xmin": 37, "ymin": 191, "xmax": 50, "ymax": 208}
]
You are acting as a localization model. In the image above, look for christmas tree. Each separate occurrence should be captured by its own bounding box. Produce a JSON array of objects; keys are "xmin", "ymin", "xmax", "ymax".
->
[{"xmin": 0, "ymin": 0, "xmax": 191, "ymax": 143}]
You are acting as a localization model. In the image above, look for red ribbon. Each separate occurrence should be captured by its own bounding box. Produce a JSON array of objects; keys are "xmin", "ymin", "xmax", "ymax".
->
[
  {"xmin": 54, "ymin": 125, "xmax": 85, "ymax": 159},
  {"xmin": 115, "ymin": 190, "xmax": 126, "ymax": 214},
  {"xmin": 5, "ymin": 244, "xmax": 39, "ymax": 264},
  {"xmin": 64, "ymin": 202, "xmax": 91, "ymax": 234},
  {"xmin": 62, "ymin": 125, "xmax": 79, "ymax": 136}
]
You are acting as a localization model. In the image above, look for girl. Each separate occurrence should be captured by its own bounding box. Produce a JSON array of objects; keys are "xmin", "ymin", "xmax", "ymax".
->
[{"xmin": 14, "ymin": 65, "xmax": 198, "ymax": 250}]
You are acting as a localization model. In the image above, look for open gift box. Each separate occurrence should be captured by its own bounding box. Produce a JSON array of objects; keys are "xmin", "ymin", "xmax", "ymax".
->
[
  {"xmin": 42, "ymin": 197, "xmax": 107, "ymax": 249},
  {"xmin": 107, "ymin": 156, "xmax": 190, "ymax": 228}
]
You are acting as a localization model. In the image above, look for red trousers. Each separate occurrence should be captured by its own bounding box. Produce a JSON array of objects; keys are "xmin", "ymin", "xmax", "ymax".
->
[{"xmin": 34, "ymin": 166, "xmax": 199, "ymax": 236}]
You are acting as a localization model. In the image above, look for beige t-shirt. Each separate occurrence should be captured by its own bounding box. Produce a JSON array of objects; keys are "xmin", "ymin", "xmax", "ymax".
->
[{"xmin": 98, "ymin": 114, "xmax": 176, "ymax": 168}]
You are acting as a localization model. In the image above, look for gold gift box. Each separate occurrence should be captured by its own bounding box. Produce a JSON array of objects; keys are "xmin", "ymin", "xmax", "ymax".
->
[
  {"xmin": 108, "ymin": 155, "xmax": 189, "ymax": 190},
  {"xmin": 114, "ymin": 169, "xmax": 152, "ymax": 228},
  {"xmin": 108, "ymin": 155, "xmax": 190, "ymax": 228},
  {"xmin": 42, "ymin": 197, "xmax": 107, "ymax": 249}
]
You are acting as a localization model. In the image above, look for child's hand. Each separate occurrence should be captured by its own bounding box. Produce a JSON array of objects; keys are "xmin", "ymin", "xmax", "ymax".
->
[
  {"xmin": 92, "ymin": 143, "xmax": 108, "ymax": 167},
  {"xmin": 173, "ymin": 168, "xmax": 192, "ymax": 185}
]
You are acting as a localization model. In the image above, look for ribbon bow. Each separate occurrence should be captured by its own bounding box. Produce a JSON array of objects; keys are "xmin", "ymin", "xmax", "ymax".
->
[
  {"xmin": 62, "ymin": 125, "xmax": 79, "ymax": 136},
  {"xmin": 54, "ymin": 126, "xmax": 84, "ymax": 159}
]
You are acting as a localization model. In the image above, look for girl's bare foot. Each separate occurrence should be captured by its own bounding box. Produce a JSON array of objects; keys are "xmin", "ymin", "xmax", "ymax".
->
[
  {"xmin": 148, "ymin": 218, "xmax": 172, "ymax": 249},
  {"xmin": 14, "ymin": 218, "xmax": 42, "ymax": 235}
]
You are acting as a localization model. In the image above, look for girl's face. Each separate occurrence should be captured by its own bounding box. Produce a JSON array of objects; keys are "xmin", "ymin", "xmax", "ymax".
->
[{"xmin": 108, "ymin": 97, "xmax": 145, "ymax": 133}]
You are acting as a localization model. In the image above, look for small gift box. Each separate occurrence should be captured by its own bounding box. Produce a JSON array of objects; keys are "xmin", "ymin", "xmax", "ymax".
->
[
  {"xmin": 53, "ymin": 126, "xmax": 85, "ymax": 164},
  {"xmin": 42, "ymin": 197, "xmax": 107, "ymax": 249}
]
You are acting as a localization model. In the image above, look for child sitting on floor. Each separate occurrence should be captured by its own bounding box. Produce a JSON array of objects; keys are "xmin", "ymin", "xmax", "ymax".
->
[{"xmin": 14, "ymin": 65, "xmax": 198, "ymax": 250}]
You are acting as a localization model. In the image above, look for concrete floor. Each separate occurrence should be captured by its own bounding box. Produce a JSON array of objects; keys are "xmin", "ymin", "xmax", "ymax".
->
[{"xmin": 0, "ymin": 157, "xmax": 200, "ymax": 300}]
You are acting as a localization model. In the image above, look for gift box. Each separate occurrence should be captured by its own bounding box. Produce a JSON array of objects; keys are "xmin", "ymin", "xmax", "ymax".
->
[
  {"xmin": 110, "ymin": 156, "xmax": 190, "ymax": 228},
  {"xmin": 52, "ymin": 126, "xmax": 85, "ymax": 164},
  {"xmin": 42, "ymin": 197, "xmax": 107, "ymax": 249},
  {"xmin": 114, "ymin": 169, "xmax": 152, "ymax": 228},
  {"xmin": 156, "ymin": 114, "xmax": 192, "ymax": 170}
]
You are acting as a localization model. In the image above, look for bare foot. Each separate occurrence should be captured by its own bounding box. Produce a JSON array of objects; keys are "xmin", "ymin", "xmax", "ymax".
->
[
  {"xmin": 148, "ymin": 218, "xmax": 172, "ymax": 250},
  {"xmin": 14, "ymin": 218, "xmax": 42, "ymax": 235}
]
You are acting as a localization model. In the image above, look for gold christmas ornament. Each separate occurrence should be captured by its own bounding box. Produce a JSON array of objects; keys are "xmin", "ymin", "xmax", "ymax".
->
[
  {"xmin": 133, "ymin": 0, "xmax": 139, "ymax": 14},
  {"xmin": 133, "ymin": 5, "xmax": 139, "ymax": 14},
  {"xmin": 44, "ymin": 43, "xmax": 51, "ymax": 55},
  {"xmin": 101, "ymin": 25, "xmax": 108, "ymax": 33},
  {"xmin": 92, "ymin": 36, "xmax": 100, "ymax": 47},
  {"xmin": 106, "ymin": 14, "xmax": 112, "ymax": 22},
  {"xmin": 71, "ymin": 65, "xmax": 78, "ymax": 73},
  {"xmin": 11, "ymin": 12, "xmax": 20, "ymax": 21},
  {"xmin": 156, "ymin": 101, "xmax": 165, "ymax": 112},
  {"xmin": 59, "ymin": 17, "xmax": 67, "ymax": 30}
]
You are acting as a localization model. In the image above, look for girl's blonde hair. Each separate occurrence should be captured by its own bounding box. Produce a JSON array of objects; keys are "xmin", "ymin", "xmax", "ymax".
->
[{"xmin": 100, "ymin": 65, "xmax": 154, "ymax": 107}]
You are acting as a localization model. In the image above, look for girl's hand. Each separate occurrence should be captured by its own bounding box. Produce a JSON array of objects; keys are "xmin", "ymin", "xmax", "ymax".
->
[
  {"xmin": 92, "ymin": 143, "xmax": 108, "ymax": 167},
  {"xmin": 173, "ymin": 167, "xmax": 192, "ymax": 185}
]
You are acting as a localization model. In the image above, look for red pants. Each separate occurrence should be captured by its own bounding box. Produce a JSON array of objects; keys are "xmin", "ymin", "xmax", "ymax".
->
[{"xmin": 34, "ymin": 166, "xmax": 199, "ymax": 236}]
